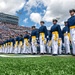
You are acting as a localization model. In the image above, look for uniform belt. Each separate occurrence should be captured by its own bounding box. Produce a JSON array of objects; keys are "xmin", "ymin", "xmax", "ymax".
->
[
  {"xmin": 64, "ymin": 33, "xmax": 70, "ymax": 40},
  {"xmin": 10, "ymin": 42, "xmax": 13, "ymax": 46},
  {"xmin": 40, "ymin": 33, "xmax": 46, "ymax": 44},
  {"xmin": 40, "ymin": 33, "xmax": 45, "ymax": 36},
  {"xmin": 24, "ymin": 38, "xmax": 28, "ymax": 40},
  {"xmin": 32, "ymin": 36, "xmax": 36, "ymax": 39},
  {"xmin": 52, "ymin": 31, "xmax": 58, "ymax": 34},
  {"xmin": 0, "ymin": 45, "xmax": 2, "ymax": 48},
  {"xmin": 40, "ymin": 33, "xmax": 45, "ymax": 40},
  {"xmin": 19, "ymin": 41, "xmax": 22, "ymax": 46},
  {"xmin": 14, "ymin": 41, "xmax": 18, "ymax": 47},
  {"xmin": 52, "ymin": 31, "xmax": 58, "ymax": 41},
  {"xmin": 64, "ymin": 33, "xmax": 68, "ymax": 36},
  {"xmin": 24, "ymin": 38, "xmax": 29, "ymax": 46},
  {"xmin": 70, "ymin": 25, "xmax": 75, "ymax": 29},
  {"xmin": 16, "ymin": 41, "xmax": 18, "ymax": 44}
]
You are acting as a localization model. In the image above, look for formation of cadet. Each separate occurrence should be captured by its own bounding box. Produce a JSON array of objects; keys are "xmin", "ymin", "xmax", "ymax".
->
[{"xmin": 0, "ymin": 9, "xmax": 75, "ymax": 56}]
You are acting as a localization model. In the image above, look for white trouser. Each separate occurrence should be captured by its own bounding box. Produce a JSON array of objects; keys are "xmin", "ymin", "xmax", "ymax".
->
[
  {"xmin": 52, "ymin": 35, "xmax": 58, "ymax": 54},
  {"xmin": 4, "ymin": 46, "xmax": 7, "ymax": 53},
  {"xmin": 2, "ymin": 46, "xmax": 5, "ymax": 53},
  {"xmin": 22, "ymin": 44, "xmax": 31, "ymax": 54},
  {"xmin": 58, "ymin": 40, "xmax": 62, "ymax": 54},
  {"xmin": 0, "ymin": 48, "xmax": 2, "ymax": 53},
  {"xmin": 32, "ymin": 41, "xmax": 37, "ymax": 54},
  {"xmin": 9, "ymin": 46, "xmax": 13, "ymax": 53},
  {"xmin": 70, "ymin": 28, "xmax": 75, "ymax": 55},
  {"xmin": 18, "ymin": 45, "xmax": 21, "ymax": 53},
  {"xmin": 47, "ymin": 46, "xmax": 51, "ymax": 54},
  {"xmin": 27, "ymin": 46, "xmax": 31, "ymax": 54},
  {"xmin": 7, "ymin": 46, "xmax": 10, "ymax": 53},
  {"xmin": 14, "ymin": 46, "xmax": 18, "ymax": 54},
  {"xmin": 40, "ymin": 37, "xmax": 46, "ymax": 53},
  {"xmin": 22, "ymin": 44, "xmax": 27, "ymax": 53},
  {"xmin": 64, "ymin": 35, "xmax": 70, "ymax": 54},
  {"xmin": 3, "ymin": 47, "xmax": 5, "ymax": 53}
]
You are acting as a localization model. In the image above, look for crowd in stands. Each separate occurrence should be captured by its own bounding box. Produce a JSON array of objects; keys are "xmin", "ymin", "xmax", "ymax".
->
[{"xmin": 0, "ymin": 22, "xmax": 31, "ymax": 44}]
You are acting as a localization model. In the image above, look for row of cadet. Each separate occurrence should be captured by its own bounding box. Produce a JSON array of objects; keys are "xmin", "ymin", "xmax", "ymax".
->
[{"xmin": 0, "ymin": 9, "xmax": 75, "ymax": 55}]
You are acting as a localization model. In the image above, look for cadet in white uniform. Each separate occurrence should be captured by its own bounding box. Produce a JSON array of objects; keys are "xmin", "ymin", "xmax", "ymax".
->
[{"xmin": 67, "ymin": 9, "xmax": 75, "ymax": 55}]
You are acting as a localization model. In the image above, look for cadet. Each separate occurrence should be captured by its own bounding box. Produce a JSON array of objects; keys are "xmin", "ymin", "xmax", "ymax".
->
[
  {"xmin": 0, "ymin": 41, "xmax": 3, "ymax": 53},
  {"xmin": 50, "ymin": 19, "xmax": 62, "ymax": 55},
  {"xmin": 39, "ymin": 21, "xmax": 48, "ymax": 54},
  {"xmin": 14, "ymin": 34, "xmax": 20, "ymax": 54},
  {"xmin": 31, "ymin": 26, "xmax": 38, "ymax": 54},
  {"xmin": 62, "ymin": 21, "xmax": 70, "ymax": 54},
  {"xmin": 4, "ymin": 39, "xmax": 8, "ymax": 53},
  {"xmin": 67, "ymin": 9, "xmax": 75, "ymax": 55},
  {"xmin": 7, "ymin": 38, "xmax": 10, "ymax": 54},
  {"xmin": 9, "ymin": 35, "xmax": 15, "ymax": 53},
  {"xmin": 22, "ymin": 31, "xmax": 31, "ymax": 54},
  {"xmin": 18, "ymin": 35, "xmax": 24, "ymax": 54},
  {"xmin": 3, "ymin": 40, "xmax": 6, "ymax": 53}
]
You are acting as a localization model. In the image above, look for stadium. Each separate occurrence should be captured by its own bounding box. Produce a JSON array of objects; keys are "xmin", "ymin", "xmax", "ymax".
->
[{"xmin": 0, "ymin": 0, "xmax": 75, "ymax": 75}]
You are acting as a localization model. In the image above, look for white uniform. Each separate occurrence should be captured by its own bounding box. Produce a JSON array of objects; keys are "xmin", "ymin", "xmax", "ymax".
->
[
  {"xmin": 32, "ymin": 36, "xmax": 37, "ymax": 54},
  {"xmin": 52, "ymin": 32, "xmax": 58, "ymax": 55},
  {"xmin": 9, "ymin": 42, "xmax": 13, "ymax": 53},
  {"xmin": 64, "ymin": 33, "xmax": 70, "ymax": 54},
  {"xmin": 47, "ymin": 41, "xmax": 52, "ymax": 54},
  {"xmin": 18, "ymin": 41, "xmax": 22, "ymax": 53},
  {"xmin": 40, "ymin": 33, "xmax": 46, "ymax": 54},
  {"xmin": 58, "ymin": 39, "xmax": 62, "ymax": 54},
  {"xmin": 22, "ymin": 38, "xmax": 31, "ymax": 54},
  {"xmin": 14, "ymin": 41, "xmax": 18, "ymax": 54},
  {"xmin": 70, "ymin": 27, "xmax": 75, "ymax": 55},
  {"xmin": 0, "ymin": 45, "xmax": 2, "ymax": 53}
]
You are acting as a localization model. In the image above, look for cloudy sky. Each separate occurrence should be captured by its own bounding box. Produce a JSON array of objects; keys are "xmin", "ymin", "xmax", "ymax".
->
[{"xmin": 0, "ymin": 0, "xmax": 75, "ymax": 29}]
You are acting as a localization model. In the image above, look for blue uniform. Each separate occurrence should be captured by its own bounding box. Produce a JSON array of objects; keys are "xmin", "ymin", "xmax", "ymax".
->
[
  {"xmin": 48, "ymin": 30, "xmax": 52, "ymax": 41},
  {"xmin": 62, "ymin": 26, "xmax": 69, "ymax": 43},
  {"xmin": 19, "ymin": 37, "xmax": 24, "ymax": 43},
  {"xmin": 67, "ymin": 15, "xmax": 75, "ymax": 55},
  {"xmin": 31, "ymin": 29, "xmax": 38, "ymax": 54},
  {"xmin": 24, "ymin": 34, "xmax": 31, "ymax": 42},
  {"xmin": 39, "ymin": 25, "xmax": 48, "ymax": 38},
  {"xmin": 62, "ymin": 26, "xmax": 69, "ymax": 34},
  {"xmin": 31, "ymin": 29, "xmax": 38, "ymax": 38},
  {"xmin": 10, "ymin": 38, "xmax": 15, "ymax": 46},
  {"xmin": 15, "ymin": 36, "xmax": 20, "ymax": 44},
  {"xmin": 67, "ymin": 15, "xmax": 75, "ymax": 27},
  {"xmin": 50, "ymin": 24, "xmax": 62, "ymax": 38},
  {"xmin": 50, "ymin": 24, "xmax": 62, "ymax": 55}
]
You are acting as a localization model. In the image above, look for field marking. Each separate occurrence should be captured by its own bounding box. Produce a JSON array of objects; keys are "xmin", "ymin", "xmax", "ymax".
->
[
  {"xmin": 0, "ymin": 55, "xmax": 41, "ymax": 58},
  {"xmin": 0, "ymin": 54, "xmax": 73, "ymax": 58}
]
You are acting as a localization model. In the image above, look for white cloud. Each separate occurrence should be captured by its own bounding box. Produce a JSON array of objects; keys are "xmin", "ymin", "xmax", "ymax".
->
[
  {"xmin": 42, "ymin": 0, "xmax": 75, "ymax": 23},
  {"xmin": 30, "ymin": 12, "xmax": 42, "ymax": 23},
  {"xmin": 23, "ymin": 18, "xmax": 28, "ymax": 23},
  {"xmin": 0, "ymin": 0, "xmax": 25, "ymax": 15},
  {"xmin": 24, "ymin": 0, "xmax": 41, "ymax": 13},
  {"xmin": 25, "ymin": 0, "xmax": 75, "ymax": 25}
]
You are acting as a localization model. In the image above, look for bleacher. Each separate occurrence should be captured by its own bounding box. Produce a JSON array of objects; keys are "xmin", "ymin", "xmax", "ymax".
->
[{"xmin": 0, "ymin": 22, "xmax": 31, "ymax": 42}]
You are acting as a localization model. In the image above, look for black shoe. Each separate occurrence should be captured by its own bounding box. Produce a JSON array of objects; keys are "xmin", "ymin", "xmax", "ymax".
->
[
  {"xmin": 72, "ymin": 54, "xmax": 75, "ymax": 56},
  {"xmin": 52, "ymin": 54, "xmax": 57, "ymax": 56},
  {"xmin": 40, "ymin": 53, "xmax": 44, "ymax": 55},
  {"xmin": 66, "ymin": 53, "xmax": 70, "ymax": 55}
]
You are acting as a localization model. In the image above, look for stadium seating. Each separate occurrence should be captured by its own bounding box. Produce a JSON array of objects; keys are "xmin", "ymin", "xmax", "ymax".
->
[{"xmin": 0, "ymin": 22, "xmax": 31, "ymax": 42}]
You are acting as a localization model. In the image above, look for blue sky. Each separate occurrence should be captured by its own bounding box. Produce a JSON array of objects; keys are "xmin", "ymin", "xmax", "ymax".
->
[
  {"xmin": 16, "ymin": 3, "xmax": 51, "ymax": 28},
  {"xmin": 0, "ymin": 0, "xmax": 75, "ymax": 29}
]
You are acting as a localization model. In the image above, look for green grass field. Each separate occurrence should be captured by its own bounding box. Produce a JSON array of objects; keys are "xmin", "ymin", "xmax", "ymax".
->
[{"xmin": 0, "ymin": 56, "xmax": 75, "ymax": 75}]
